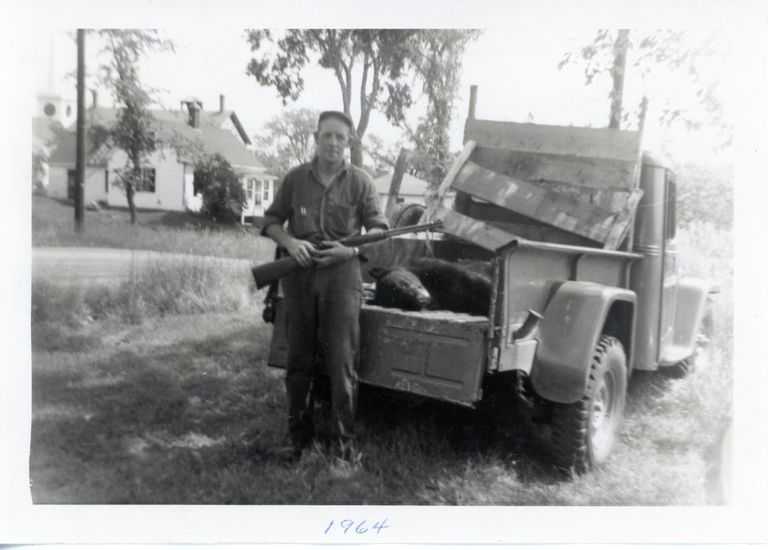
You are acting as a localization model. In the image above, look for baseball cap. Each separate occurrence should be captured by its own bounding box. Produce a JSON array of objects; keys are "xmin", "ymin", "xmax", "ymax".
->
[{"xmin": 318, "ymin": 110, "xmax": 355, "ymax": 133}]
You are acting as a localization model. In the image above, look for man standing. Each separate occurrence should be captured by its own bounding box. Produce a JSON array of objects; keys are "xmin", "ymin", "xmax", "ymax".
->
[{"xmin": 261, "ymin": 111, "xmax": 389, "ymax": 461}]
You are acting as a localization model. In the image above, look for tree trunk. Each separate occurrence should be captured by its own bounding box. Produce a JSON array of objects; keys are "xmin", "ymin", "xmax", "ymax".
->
[
  {"xmin": 350, "ymin": 137, "xmax": 364, "ymax": 167},
  {"xmin": 384, "ymin": 148, "xmax": 410, "ymax": 222},
  {"xmin": 609, "ymin": 29, "xmax": 630, "ymax": 130},
  {"xmin": 126, "ymin": 178, "xmax": 137, "ymax": 225}
]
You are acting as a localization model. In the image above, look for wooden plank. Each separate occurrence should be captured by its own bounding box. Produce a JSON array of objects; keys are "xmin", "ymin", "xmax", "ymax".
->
[
  {"xmin": 453, "ymin": 161, "xmax": 617, "ymax": 243},
  {"xmin": 603, "ymin": 187, "xmax": 644, "ymax": 249},
  {"xmin": 465, "ymin": 118, "xmax": 641, "ymax": 162},
  {"xmin": 425, "ymin": 140, "xmax": 476, "ymax": 221},
  {"xmin": 471, "ymin": 145, "xmax": 637, "ymax": 191},
  {"xmin": 436, "ymin": 206, "xmax": 518, "ymax": 252},
  {"xmin": 454, "ymin": 194, "xmax": 596, "ymax": 246}
]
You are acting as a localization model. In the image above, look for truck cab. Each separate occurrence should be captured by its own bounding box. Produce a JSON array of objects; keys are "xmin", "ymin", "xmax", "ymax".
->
[{"xmin": 632, "ymin": 154, "xmax": 713, "ymax": 372}]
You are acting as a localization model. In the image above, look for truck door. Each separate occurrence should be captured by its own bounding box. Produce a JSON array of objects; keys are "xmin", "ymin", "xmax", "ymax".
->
[{"xmin": 659, "ymin": 173, "xmax": 678, "ymax": 352}]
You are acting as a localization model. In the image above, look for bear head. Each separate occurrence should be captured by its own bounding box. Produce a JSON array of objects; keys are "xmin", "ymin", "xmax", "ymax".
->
[{"xmin": 369, "ymin": 266, "xmax": 432, "ymax": 311}]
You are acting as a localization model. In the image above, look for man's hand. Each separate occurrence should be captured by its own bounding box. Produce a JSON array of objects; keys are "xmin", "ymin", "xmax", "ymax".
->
[
  {"xmin": 314, "ymin": 240, "xmax": 357, "ymax": 267},
  {"xmin": 285, "ymin": 238, "xmax": 318, "ymax": 268}
]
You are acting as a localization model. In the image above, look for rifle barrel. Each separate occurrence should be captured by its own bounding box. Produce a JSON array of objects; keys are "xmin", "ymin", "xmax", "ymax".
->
[{"xmin": 252, "ymin": 219, "xmax": 443, "ymax": 289}]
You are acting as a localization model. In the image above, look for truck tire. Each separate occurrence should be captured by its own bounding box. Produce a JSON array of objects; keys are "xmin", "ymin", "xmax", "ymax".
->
[{"xmin": 549, "ymin": 336, "xmax": 627, "ymax": 474}]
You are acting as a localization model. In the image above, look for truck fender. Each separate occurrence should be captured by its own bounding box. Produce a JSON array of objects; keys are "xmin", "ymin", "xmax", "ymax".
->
[
  {"xmin": 531, "ymin": 281, "xmax": 636, "ymax": 404},
  {"xmin": 659, "ymin": 277, "xmax": 713, "ymax": 366}
]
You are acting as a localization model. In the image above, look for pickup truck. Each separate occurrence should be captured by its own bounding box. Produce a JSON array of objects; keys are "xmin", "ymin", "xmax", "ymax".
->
[{"xmin": 265, "ymin": 88, "xmax": 715, "ymax": 473}]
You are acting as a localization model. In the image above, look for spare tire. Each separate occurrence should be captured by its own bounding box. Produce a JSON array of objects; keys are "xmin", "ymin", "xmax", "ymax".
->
[{"xmin": 391, "ymin": 203, "xmax": 425, "ymax": 228}]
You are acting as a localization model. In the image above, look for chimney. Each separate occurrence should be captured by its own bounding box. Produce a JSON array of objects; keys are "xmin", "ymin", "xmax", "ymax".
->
[
  {"xmin": 219, "ymin": 94, "xmax": 225, "ymax": 114},
  {"xmin": 185, "ymin": 100, "xmax": 201, "ymax": 129},
  {"xmin": 190, "ymin": 103, "xmax": 201, "ymax": 129},
  {"xmin": 90, "ymin": 89, "xmax": 98, "ymax": 110}
]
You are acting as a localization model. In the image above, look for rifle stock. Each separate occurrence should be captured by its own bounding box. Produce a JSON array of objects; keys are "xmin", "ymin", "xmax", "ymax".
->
[
  {"xmin": 251, "ymin": 256, "xmax": 302, "ymax": 289},
  {"xmin": 251, "ymin": 220, "xmax": 442, "ymax": 289}
]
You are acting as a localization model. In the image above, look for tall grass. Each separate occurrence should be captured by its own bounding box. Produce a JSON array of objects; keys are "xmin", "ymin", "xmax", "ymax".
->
[{"xmin": 32, "ymin": 258, "xmax": 259, "ymax": 326}]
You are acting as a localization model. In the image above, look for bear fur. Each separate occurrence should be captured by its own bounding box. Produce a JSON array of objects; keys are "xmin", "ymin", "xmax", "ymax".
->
[
  {"xmin": 408, "ymin": 257, "xmax": 491, "ymax": 316},
  {"xmin": 368, "ymin": 258, "xmax": 492, "ymax": 316},
  {"xmin": 369, "ymin": 266, "xmax": 432, "ymax": 311}
]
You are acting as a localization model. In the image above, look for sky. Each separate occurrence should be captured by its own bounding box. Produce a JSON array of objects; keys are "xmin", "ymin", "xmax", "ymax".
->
[{"xmin": 34, "ymin": 26, "xmax": 734, "ymax": 165}]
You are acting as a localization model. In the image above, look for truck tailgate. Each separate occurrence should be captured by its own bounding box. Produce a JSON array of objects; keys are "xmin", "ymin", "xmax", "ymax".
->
[
  {"xmin": 267, "ymin": 302, "xmax": 488, "ymax": 407},
  {"xmin": 359, "ymin": 305, "xmax": 488, "ymax": 406}
]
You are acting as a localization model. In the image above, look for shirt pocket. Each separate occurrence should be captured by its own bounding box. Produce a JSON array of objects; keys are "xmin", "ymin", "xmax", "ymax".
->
[
  {"xmin": 324, "ymin": 197, "xmax": 358, "ymax": 239},
  {"xmin": 289, "ymin": 202, "xmax": 318, "ymax": 239}
]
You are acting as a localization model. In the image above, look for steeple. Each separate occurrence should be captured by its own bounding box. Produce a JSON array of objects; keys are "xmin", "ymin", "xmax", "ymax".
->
[{"xmin": 37, "ymin": 31, "xmax": 75, "ymax": 127}]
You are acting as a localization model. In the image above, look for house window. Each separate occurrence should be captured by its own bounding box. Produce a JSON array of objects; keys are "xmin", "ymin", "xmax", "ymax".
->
[
  {"xmin": 67, "ymin": 169, "xmax": 76, "ymax": 200},
  {"xmin": 246, "ymin": 179, "xmax": 254, "ymax": 201},
  {"xmin": 192, "ymin": 172, "xmax": 200, "ymax": 196},
  {"xmin": 263, "ymin": 181, "xmax": 270, "ymax": 202},
  {"xmin": 250, "ymin": 178, "xmax": 262, "ymax": 205},
  {"xmin": 136, "ymin": 168, "xmax": 156, "ymax": 193}
]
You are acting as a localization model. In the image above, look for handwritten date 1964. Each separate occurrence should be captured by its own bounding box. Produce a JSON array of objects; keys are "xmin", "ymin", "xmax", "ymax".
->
[{"xmin": 324, "ymin": 519, "xmax": 390, "ymax": 535}]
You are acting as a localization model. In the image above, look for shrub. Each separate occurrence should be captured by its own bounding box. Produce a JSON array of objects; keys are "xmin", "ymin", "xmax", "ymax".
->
[
  {"xmin": 675, "ymin": 162, "xmax": 733, "ymax": 231},
  {"xmin": 194, "ymin": 154, "xmax": 246, "ymax": 223}
]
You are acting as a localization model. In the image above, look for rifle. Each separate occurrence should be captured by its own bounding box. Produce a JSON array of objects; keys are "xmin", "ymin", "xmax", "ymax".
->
[{"xmin": 251, "ymin": 220, "xmax": 443, "ymax": 289}]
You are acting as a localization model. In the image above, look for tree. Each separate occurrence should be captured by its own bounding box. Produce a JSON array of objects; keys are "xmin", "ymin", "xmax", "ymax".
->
[
  {"xmin": 361, "ymin": 132, "xmax": 459, "ymax": 191},
  {"xmin": 608, "ymin": 29, "xmax": 629, "ymax": 130},
  {"xmin": 402, "ymin": 30, "xmax": 475, "ymax": 186},
  {"xmin": 245, "ymin": 29, "xmax": 479, "ymax": 167},
  {"xmin": 194, "ymin": 154, "xmax": 246, "ymax": 223},
  {"xmin": 253, "ymin": 108, "xmax": 319, "ymax": 180},
  {"xmin": 93, "ymin": 29, "xmax": 174, "ymax": 224},
  {"xmin": 559, "ymin": 29, "xmax": 733, "ymax": 146}
]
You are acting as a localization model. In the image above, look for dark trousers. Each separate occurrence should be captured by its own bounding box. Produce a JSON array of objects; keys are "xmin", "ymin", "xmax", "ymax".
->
[{"xmin": 282, "ymin": 258, "xmax": 362, "ymax": 446}]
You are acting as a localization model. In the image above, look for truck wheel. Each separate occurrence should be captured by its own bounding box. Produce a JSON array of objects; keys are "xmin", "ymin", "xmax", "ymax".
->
[{"xmin": 549, "ymin": 336, "xmax": 627, "ymax": 474}]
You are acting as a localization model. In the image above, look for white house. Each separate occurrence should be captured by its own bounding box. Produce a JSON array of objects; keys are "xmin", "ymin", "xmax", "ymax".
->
[
  {"xmin": 47, "ymin": 95, "xmax": 277, "ymax": 222},
  {"xmin": 372, "ymin": 172, "xmax": 432, "ymax": 212}
]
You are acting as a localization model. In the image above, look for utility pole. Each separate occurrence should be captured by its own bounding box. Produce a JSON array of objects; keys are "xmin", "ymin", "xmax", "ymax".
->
[
  {"xmin": 75, "ymin": 29, "xmax": 86, "ymax": 232},
  {"xmin": 609, "ymin": 29, "xmax": 629, "ymax": 130}
]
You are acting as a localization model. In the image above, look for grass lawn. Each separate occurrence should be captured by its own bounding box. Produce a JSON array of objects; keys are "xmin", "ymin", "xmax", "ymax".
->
[
  {"xmin": 30, "ymin": 305, "xmax": 731, "ymax": 505},
  {"xmin": 32, "ymin": 195, "xmax": 274, "ymax": 261}
]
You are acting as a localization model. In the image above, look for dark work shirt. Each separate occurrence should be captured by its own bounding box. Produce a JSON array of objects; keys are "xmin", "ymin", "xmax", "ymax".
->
[{"xmin": 261, "ymin": 157, "xmax": 389, "ymax": 243}]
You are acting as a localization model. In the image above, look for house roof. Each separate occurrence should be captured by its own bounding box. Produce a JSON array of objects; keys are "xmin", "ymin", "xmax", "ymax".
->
[
  {"xmin": 372, "ymin": 172, "xmax": 431, "ymax": 196},
  {"xmin": 49, "ymin": 107, "xmax": 265, "ymax": 172}
]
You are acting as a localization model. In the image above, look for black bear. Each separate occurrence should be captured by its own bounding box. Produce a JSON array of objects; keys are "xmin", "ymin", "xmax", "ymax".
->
[
  {"xmin": 408, "ymin": 257, "xmax": 492, "ymax": 316},
  {"xmin": 368, "ymin": 266, "xmax": 432, "ymax": 311},
  {"xmin": 368, "ymin": 258, "xmax": 492, "ymax": 316}
]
